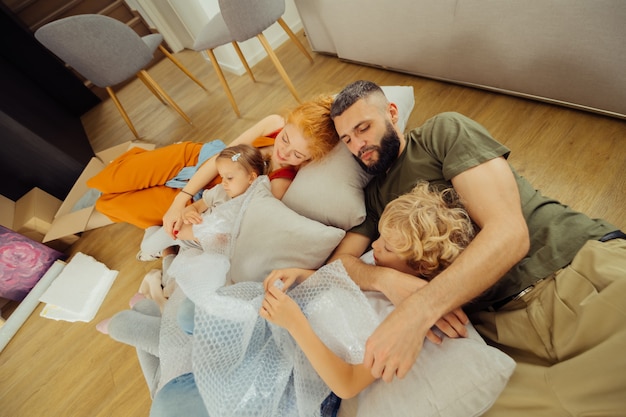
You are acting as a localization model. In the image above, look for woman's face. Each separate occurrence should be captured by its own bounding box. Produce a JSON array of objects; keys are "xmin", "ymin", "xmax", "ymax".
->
[
  {"xmin": 272, "ymin": 123, "xmax": 312, "ymax": 167},
  {"xmin": 216, "ymin": 158, "xmax": 256, "ymax": 198},
  {"xmin": 371, "ymin": 231, "xmax": 416, "ymax": 275}
]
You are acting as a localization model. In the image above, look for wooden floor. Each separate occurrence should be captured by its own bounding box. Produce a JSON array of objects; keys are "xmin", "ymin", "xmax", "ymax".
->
[{"xmin": 1, "ymin": 30, "xmax": 625, "ymax": 417}]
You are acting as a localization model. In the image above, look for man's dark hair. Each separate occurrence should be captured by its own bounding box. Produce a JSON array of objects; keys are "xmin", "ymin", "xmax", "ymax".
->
[{"xmin": 330, "ymin": 80, "xmax": 384, "ymax": 119}]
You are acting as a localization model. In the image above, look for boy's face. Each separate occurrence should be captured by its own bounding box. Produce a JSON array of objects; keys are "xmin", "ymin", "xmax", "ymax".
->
[
  {"xmin": 216, "ymin": 158, "xmax": 256, "ymax": 198},
  {"xmin": 371, "ymin": 231, "xmax": 415, "ymax": 275}
]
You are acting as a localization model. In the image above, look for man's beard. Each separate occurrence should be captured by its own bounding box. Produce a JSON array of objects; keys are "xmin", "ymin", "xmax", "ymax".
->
[{"xmin": 355, "ymin": 122, "xmax": 401, "ymax": 176}]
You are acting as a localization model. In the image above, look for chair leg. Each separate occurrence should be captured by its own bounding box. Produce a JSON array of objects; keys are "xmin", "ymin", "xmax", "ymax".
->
[
  {"xmin": 276, "ymin": 17, "xmax": 314, "ymax": 64},
  {"xmin": 105, "ymin": 86, "xmax": 140, "ymax": 139},
  {"xmin": 158, "ymin": 45, "xmax": 207, "ymax": 91},
  {"xmin": 136, "ymin": 70, "xmax": 192, "ymax": 125},
  {"xmin": 136, "ymin": 75, "xmax": 168, "ymax": 105},
  {"xmin": 230, "ymin": 42, "xmax": 255, "ymax": 82},
  {"xmin": 256, "ymin": 33, "xmax": 301, "ymax": 103},
  {"xmin": 206, "ymin": 49, "xmax": 241, "ymax": 117}
]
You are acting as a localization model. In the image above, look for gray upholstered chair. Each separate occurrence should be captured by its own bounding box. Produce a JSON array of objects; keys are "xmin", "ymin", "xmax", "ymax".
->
[
  {"xmin": 192, "ymin": 0, "xmax": 313, "ymax": 117},
  {"xmin": 142, "ymin": 33, "xmax": 207, "ymax": 92},
  {"xmin": 35, "ymin": 14, "xmax": 199, "ymax": 139}
]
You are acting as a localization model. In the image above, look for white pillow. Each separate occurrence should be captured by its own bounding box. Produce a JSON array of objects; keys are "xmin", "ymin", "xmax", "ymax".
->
[
  {"xmin": 228, "ymin": 178, "xmax": 346, "ymax": 284},
  {"xmin": 282, "ymin": 85, "xmax": 415, "ymax": 230},
  {"xmin": 339, "ymin": 252, "xmax": 515, "ymax": 417},
  {"xmin": 355, "ymin": 308, "xmax": 515, "ymax": 417}
]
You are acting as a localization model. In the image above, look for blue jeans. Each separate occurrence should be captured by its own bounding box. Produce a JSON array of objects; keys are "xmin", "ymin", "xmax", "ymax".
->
[
  {"xmin": 150, "ymin": 373, "xmax": 209, "ymax": 417},
  {"xmin": 177, "ymin": 297, "xmax": 195, "ymax": 335},
  {"xmin": 150, "ymin": 372, "xmax": 341, "ymax": 417}
]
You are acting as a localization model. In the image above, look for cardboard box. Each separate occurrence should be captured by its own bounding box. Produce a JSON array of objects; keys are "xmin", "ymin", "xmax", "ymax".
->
[
  {"xmin": 0, "ymin": 194, "xmax": 14, "ymax": 229},
  {"xmin": 13, "ymin": 187, "xmax": 62, "ymax": 242},
  {"xmin": 1, "ymin": 190, "xmax": 75, "ymax": 252},
  {"xmin": 43, "ymin": 141, "xmax": 155, "ymax": 243}
]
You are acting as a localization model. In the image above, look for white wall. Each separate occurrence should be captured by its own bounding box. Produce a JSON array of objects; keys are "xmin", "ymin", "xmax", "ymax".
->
[{"xmin": 128, "ymin": 0, "xmax": 302, "ymax": 75}]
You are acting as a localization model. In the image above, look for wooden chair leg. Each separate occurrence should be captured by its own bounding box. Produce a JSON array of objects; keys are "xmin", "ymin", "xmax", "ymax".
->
[
  {"xmin": 256, "ymin": 33, "xmax": 301, "ymax": 103},
  {"xmin": 158, "ymin": 45, "xmax": 207, "ymax": 90},
  {"xmin": 136, "ymin": 70, "xmax": 192, "ymax": 125},
  {"xmin": 230, "ymin": 42, "xmax": 256, "ymax": 82},
  {"xmin": 276, "ymin": 17, "xmax": 314, "ymax": 63},
  {"xmin": 105, "ymin": 86, "xmax": 140, "ymax": 139},
  {"xmin": 136, "ymin": 74, "xmax": 168, "ymax": 105},
  {"xmin": 206, "ymin": 49, "xmax": 241, "ymax": 117}
]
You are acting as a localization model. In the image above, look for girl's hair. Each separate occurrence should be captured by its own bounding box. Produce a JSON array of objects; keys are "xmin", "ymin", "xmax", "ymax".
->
[
  {"xmin": 217, "ymin": 144, "xmax": 267, "ymax": 176},
  {"xmin": 379, "ymin": 182, "xmax": 475, "ymax": 279},
  {"xmin": 284, "ymin": 94, "xmax": 339, "ymax": 162}
]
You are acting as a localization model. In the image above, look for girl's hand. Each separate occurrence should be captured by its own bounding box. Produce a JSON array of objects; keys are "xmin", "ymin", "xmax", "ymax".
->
[
  {"xmin": 263, "ymin": 268, "xmax": 313, "ymax": 292},
  {"xmin": 259, "ymin": 285, "xmax": 302, "ymax": 331},
  {"xmin": 181, "ymin": 205, "xmax": 203, "ymax": 224}
]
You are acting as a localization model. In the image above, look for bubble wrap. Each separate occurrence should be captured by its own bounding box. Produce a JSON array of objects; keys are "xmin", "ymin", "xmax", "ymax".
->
[
  {"xmin": 192, "ymin": 261, "xmax": 380, "ymax": 417},
  {"xmin": 157, "ymin": 286, "xmax": 192, "ymax": 392}
]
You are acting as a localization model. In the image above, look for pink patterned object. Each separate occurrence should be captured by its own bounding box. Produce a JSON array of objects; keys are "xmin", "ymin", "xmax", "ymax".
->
[{"xmin": 0, "ymin": 226, "xmax": 66, "ymax": 301}]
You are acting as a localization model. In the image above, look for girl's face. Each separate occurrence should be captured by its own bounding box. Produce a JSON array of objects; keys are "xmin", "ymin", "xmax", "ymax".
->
[
  {"xmin": 371, "ymin": 230, "xmax": 416, "ymax": 275},
  {"xmin": 272, "ymin": 123, "xmax": 312, "ymax": 167},
  {"xmin": 216, "ymin": 158, "xmax": 257, "ymax": 198}
]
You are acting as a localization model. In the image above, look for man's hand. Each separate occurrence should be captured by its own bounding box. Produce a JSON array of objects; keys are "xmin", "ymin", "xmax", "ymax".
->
[
  {"xmin": 363, "ymin": 299, "xmax": 431, "ymax": 382},
  {"xmin": 363, "ymin": 285, "xmax": 469, "ymax": 382}
]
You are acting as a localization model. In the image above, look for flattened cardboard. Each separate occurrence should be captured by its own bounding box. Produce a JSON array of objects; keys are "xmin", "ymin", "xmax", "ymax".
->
[{"xmin": 43, "ymin": 141, "xmax": 155, "ymax": 243}]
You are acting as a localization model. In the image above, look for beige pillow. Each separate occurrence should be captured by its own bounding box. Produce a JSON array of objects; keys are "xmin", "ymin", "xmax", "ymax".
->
[
  {"xmin": 282, "ymin": 85, "xmax": 415, "ymax": 230},
  {"xmin": 228, "ymin": 177, "xmax": 345, "ymax": 284}
]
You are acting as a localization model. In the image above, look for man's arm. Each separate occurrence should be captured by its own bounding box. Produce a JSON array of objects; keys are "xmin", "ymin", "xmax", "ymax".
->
[
  {"xmin": 329, "ymin": 231, "xmax": 470, "ymax": 342},
  {"xmin": 363, "ymin": 156, "xmax": 530, "ymax": 382}
]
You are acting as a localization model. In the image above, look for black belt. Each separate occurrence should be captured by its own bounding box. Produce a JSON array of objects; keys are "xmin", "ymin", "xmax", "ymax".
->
[
  {"xmin": 490, "ymin": 229, "xmax": 624, "ymax": 311},
  {"xmin": 490, "ymin": 279, "xmax": 544, "ymax": 311},
  {"xmin": 599, "ymin": 230, "xmax": 626, "ymax": 242}
]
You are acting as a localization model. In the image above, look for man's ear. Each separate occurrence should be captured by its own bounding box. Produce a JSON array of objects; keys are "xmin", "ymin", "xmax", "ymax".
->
[{"xmin": 388, "ymin": 102, "xmax": 400, "ymax": 125}]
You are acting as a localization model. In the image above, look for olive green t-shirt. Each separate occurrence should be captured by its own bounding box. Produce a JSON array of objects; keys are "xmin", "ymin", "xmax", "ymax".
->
[{"xmin": 352, "ymin": 112, "xmax": 616, "ymax": 312}]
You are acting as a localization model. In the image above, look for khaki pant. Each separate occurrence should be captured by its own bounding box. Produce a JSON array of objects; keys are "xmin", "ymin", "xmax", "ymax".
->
[{"xmin": 472, "ymin": 239, "xmax": 626, "ymax": 417}]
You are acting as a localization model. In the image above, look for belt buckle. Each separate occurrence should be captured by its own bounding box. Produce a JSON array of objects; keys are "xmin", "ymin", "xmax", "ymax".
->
[
  {"xmin": 512, "ymin": 278, "xmax": 545, "ymax": 302},
  {"xmin": 512, "ymin": 285, "xmax": 534, "ymax": 301}
]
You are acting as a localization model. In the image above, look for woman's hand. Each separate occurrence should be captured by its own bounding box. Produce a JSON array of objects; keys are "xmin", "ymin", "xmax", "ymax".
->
[
  {"xmin": 162, "ymin": 193, "xmax": 190, "ymax": 238},
  {"xmin": 263, "ymin": 268, "xmax": 314, "ymax": 292}
]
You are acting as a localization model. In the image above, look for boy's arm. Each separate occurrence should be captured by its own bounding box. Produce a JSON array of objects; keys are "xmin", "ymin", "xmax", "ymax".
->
[{"xmin": 260, "ymin": 286, "xmax": 376, "ymax": 398}]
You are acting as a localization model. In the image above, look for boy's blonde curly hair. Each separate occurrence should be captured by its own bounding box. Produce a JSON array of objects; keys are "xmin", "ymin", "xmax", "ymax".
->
[{"xmin": 379, "ymin": 182, "xmax": 475, "ymax": 279}]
